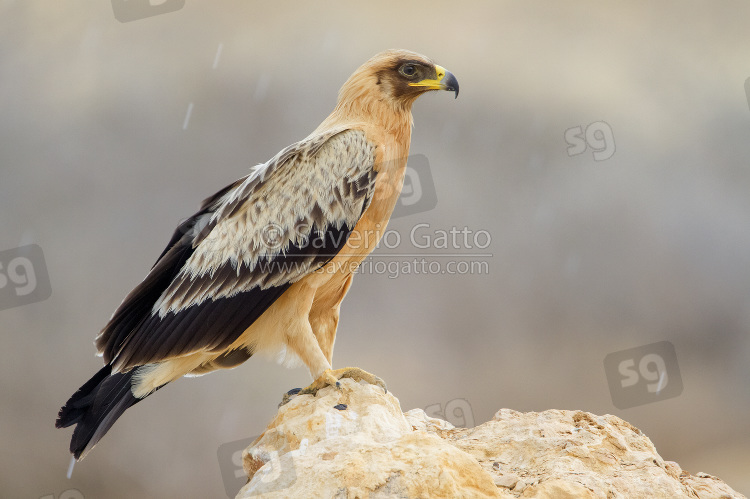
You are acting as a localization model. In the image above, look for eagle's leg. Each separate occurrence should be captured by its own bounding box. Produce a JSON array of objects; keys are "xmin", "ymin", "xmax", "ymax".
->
[{"xmin": 279, "ymin": 277, "xmax": 386, "ymax": 406}]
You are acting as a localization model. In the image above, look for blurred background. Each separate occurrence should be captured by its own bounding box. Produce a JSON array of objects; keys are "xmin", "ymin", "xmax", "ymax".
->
[{"xmin": 2, "ymin": 1, "xmax": 749, "ymax": 497}]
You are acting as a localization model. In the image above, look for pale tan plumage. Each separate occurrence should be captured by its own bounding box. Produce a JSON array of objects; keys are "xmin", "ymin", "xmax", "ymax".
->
[{"xmin": 57, "ymin": 49, "xmax": 458, "ymax": 459}]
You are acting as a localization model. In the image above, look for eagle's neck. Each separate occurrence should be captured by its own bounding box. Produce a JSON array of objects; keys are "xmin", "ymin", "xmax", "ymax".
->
[{"xmin": 318, "ymin": 76, "xmax": 415, "ymax": 144}]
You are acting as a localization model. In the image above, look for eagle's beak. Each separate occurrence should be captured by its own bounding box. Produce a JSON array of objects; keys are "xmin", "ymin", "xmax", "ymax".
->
[{"xmin": 409, "ymin": 64, "xmax": 459, "ymax": 98}]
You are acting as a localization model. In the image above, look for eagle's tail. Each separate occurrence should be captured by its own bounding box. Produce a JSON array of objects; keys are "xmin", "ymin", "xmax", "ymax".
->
[{"xmin": 56, "ymin": 364, "xmax": 155, "ymax": 460}]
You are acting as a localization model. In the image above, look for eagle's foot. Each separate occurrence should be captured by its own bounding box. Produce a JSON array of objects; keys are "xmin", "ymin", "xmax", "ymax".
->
[
  {"xmin": 279, "ymin": 367, "xmax": 387, "ymax": 406},
  {"xmin": 327, "ymin": 367, "xmax": 387, "ymax": 394}
]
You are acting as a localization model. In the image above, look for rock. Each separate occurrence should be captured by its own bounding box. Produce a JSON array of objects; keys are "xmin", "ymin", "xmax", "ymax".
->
[
  {"xmin": 493, "ymin": 472, "xmax": 519, "ymax": 489},
  {"xmin": 446, "ymin": 408, "xmax": 745, "ymax": 499},
  {"xmin": 236, "ymin": 378, "xmax": 745, "ymax": 499}
]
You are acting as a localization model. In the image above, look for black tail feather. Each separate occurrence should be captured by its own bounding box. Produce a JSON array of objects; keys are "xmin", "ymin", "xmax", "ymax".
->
[{"xmin": 56, "ymin": 364, "xmax": 151, "ymax": 460}]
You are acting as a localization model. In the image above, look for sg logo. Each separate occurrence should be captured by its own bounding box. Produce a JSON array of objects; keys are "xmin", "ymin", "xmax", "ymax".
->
[
  {"xmin": 217, "ymin": 436, "xmax": 296, "ymax": 498},
  {"xmin": 604, "ymin": 341, "xmax": 683, "ymax": 409},
  {"xmin": 0, "ymin": 245, "xmax": 51, "ymax": 311},
  {"xmin": 565, "ymin": 121, "xmax": 616, "ymax": 161},
  {"xmin": 425, "ymin": 398, "xmax": 475, "ymax": 428},
  {"xmin": 391, "ymin": 154, "xmax": 438, "ymax": 219},
  {"xmin": 112, "ymin": 0, "xmax": 185, "ymax": 23}
]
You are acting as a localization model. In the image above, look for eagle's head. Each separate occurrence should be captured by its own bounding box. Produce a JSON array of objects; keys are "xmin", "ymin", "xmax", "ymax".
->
[{"xmin": 336, "ymin": 49, "xmax": 459, "ymax": 114}]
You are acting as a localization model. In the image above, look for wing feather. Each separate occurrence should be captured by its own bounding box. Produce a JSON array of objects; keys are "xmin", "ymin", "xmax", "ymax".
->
[{"xmin": 95, "ymin": 128, "xmax": 376, "ymax": 371}]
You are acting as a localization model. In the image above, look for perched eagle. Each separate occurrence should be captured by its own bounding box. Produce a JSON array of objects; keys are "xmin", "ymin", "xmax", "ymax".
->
[{"xmin": 56, "ymin": 49, "xmax": 459, "ymax": 460}]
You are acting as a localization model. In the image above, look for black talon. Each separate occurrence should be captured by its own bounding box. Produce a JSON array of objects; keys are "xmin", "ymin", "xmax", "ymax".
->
[
  {"xmin": 279, "ymin": 387, "xmax": 304, "ymax": 407},
  {"xmin": 333, "ymin": 404, "xmax": 347, "ymax": 411}
]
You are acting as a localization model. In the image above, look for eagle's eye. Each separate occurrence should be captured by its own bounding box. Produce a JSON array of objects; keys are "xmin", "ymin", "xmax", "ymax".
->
[{"xmin": 399, "ymin": 64, "xmax": 418, "ymax": 78}]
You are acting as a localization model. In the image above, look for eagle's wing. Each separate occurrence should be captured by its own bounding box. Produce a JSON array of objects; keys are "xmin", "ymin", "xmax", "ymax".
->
[{"xmin": 95, "ymin": 127, "xmax": 377, "ymax": 372}]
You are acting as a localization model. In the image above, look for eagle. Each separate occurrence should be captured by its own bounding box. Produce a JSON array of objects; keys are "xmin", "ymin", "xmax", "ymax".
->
[{"xmin": 56, "ymin": 49, "xmax": 459, "ymax": 460}]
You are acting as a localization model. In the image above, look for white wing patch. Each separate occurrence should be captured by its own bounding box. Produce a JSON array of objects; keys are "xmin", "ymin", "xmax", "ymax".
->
[{"xmin": 152, "ymin": 128, "xmax": 376, "ymax": 316}]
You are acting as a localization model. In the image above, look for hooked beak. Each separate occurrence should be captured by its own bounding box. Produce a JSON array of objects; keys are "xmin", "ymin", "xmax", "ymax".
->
[{"xmin": 408, "ymin": 64, "xmax": 459, "ymax": 98}]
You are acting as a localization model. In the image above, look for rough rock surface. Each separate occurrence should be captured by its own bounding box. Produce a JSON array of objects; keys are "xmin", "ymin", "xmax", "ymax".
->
[{"xmin": 237, "ymin": 378, "xmax": 745, "ymax": 499}]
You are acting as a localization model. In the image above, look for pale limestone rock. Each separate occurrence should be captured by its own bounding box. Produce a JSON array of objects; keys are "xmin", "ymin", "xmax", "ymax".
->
[
  {"xmin": 236, "ymin": 379, "xmax": 745, "ymax": 499},
  {"xmin": 238, "ymin": 379, "xmax": 498, "ymax": 498},
  {"xmin": 441, "ymin": 408, "xmax": 745, "ymax": 499}
]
